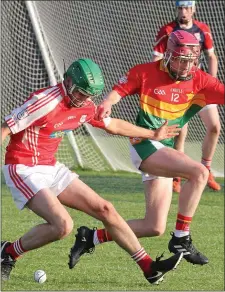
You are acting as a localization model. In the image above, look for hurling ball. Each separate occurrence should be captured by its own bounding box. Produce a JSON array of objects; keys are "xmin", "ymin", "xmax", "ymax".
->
[{"xmin": 34, "ymin": 270, "xmax": 47, "ymax": 284}]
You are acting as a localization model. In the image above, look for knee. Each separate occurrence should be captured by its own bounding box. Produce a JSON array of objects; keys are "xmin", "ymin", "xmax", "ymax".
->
[
  {"xmin": 143, "ymin": 220, "xmax": 166, "ymax": 237},
  {"xmin": 97, "ymin": 201, "xmax": 117, "ymax": 222},
  {"xmin": 150, "ymin": 226, "xmax": 166, "ymax": 237},
  {"xmin": 54, "ymin": 217, "xmax": 74, "ymax": 240},
  {"xmin": 207, "ymin": 122, "xmax": 221, "ymax": 136},
  {"xmin": 191, "ymin": 164, "xmax": 209, "ymax": 184}
]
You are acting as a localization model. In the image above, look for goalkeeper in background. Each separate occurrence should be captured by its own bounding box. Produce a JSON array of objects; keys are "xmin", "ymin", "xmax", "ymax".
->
[
  {"xmin": 1, "ymin": 58, "xmax": 183, "ymax": 285},
  {"xmin": 152, "ymin": 0, "xmax": 221, "ymax": 193},
  {"xmin": 70, "ymin": 31, "xmax": 224, "ymax": 270}
]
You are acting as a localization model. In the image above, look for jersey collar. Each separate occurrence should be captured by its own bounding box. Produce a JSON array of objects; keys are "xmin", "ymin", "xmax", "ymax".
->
[
  {"xmin": 159, "ymin": 60, "xmax": 170, "ymax": 74},
  {"xmin": 59, "ymin": 82, "xmax": 71, "ymax": 106}
]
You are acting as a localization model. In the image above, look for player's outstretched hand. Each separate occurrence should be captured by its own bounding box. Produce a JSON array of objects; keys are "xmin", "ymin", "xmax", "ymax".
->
[
  {"xmin": 153, "ymin": 120, "xmax": 181, "ymax": 141},
  {"xmin": 95, "ymin": 100, "xmax": 112, "ymax": 120}
]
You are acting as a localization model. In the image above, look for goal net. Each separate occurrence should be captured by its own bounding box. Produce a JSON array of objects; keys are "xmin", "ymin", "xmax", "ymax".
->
[{"xmin": 1, "ymin": 1, "xmax": 224, "ymax": 176}]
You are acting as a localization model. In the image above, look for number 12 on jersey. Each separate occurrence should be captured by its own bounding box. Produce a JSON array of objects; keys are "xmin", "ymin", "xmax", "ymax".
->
[{"xmin": 171, "ymin": 93, "xmax": 180, "ymax": 102}]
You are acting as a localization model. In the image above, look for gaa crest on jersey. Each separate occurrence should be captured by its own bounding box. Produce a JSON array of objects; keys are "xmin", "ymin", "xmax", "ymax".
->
[
  {"xmin": 17, "ymin": 109, "xmax": 29, "ymax": 120},
  {"xmin": 80, "ymin": 115, "xmax": 87, "ymax": 123},
  {"xmin": 118, "ymin": 76, "xmax": 128, "ymax": 84},
  {"xmin": 154, "ymin": 88, "xmax": 166, "ymax": 95},
  {"xmin": 194, "ymin": 33, "xmax": 201, "ymax": 41},
  {"xmin": 50, "ymin": 129, "xmax": 71, "ymax": 138}
]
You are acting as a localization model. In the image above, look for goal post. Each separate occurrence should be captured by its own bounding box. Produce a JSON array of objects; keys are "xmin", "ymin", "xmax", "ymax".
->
[{"xmin": 25, "ymin": 0, "xmax": 84, "ymax": 169}]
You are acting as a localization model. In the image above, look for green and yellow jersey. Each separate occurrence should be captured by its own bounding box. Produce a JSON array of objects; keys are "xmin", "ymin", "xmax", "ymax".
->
[
  {"xmin": 113, "ymin": 60, "xmax": 224, "ymax": 150},
  {"xmin": 112, "ymin": 60, "xmax": 224, "ymax": 160}
]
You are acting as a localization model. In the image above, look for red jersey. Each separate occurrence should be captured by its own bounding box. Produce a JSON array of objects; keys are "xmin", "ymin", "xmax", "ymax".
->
[
  {"xmin": 5, "ymin": 83, "xmax": 108, "ymax": 166},
  {"xmin": 153, "ymin": 20, "xmax": 214, "ymax": 58},
  {"xmin": 113, "ymin": 61, "xmax": 224, "ymax": 147}
]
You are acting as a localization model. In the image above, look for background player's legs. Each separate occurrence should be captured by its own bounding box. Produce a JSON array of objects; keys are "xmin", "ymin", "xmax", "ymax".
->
[
  {"xmin": 173, "ymin": 123, "xmax": 189, "ymax": 193},
  {"xmin": 199, "ymin": 106, "xmax": 221, "ymax": 190}
]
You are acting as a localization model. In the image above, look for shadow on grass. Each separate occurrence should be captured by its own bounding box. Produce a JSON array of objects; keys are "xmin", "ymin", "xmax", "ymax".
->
[{"xmin": 80, "ymin": 174, "xmax": 144, "ymax": 195}]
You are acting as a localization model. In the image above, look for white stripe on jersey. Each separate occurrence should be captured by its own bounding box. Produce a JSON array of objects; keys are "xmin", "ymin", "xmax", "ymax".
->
[
  {"xmin": 6, "ymin": 86, "xmax": 59, "ymax": 128},
  {"xmin": 205, "ymin": 47, "xmax": 214, "ymax": 54},
  {"xmin": 153, "ymin": 34, "xmax": 168, "ymax": 47},
  {"xmin": 152, "ymin": 51, "xmax": 164, "ymax": 58},
  {"xmin": 28, "ymin": 87, "xmax": 59, "ymax": 114},
  {"xmin": 26, "ymin": 126, "xmax": 40, "ymax": 165},
  {"xmin": 5, "ymin": 86, "xmax": 63, "ymax": 134}
]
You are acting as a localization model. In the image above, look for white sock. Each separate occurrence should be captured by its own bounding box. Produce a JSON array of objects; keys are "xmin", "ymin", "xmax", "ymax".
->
[
  {"xmin": 174, "ymin": 230, "xmax": 189, "ymax": 238},
  {"xmin": 93, "ymin": 230, "xmax": 100, "ymax": 245}
]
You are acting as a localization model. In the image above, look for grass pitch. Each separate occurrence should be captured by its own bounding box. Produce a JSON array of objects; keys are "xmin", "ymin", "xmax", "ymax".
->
[{"xmin": 1, "ymin": 170, "xmax": 224, "ymax": 291}]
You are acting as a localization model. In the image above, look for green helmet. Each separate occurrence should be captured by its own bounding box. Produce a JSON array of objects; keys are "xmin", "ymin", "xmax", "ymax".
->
[{"xmin": 64, "ymin": 58, "xmax": 105, "ymax": 96}]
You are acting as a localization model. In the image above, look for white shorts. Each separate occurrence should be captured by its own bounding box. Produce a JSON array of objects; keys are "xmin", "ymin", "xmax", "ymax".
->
[
  {"xmin": 199, "ymin": 104, "xmax": 217, "ymax": 113},
  {"xmin": 129, "ymin": 143, "xmax": 168, "ymax": 182},
  {"xmin": 2, "ymin": 162, "xmax": 78, "ymax": 210}
]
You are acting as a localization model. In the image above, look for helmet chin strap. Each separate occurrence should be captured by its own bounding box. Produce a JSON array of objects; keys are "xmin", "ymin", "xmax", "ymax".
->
[
  {"xmin": 167, "ymin": 61, "xmax": 193, "ymax": 81},
  {"xmin": 168, "ymin": 66, "xmax": 193, "ymax": 81},
  {"xmin": 164, "ymin": 52, "xmax": 194, "ymax": 81}
]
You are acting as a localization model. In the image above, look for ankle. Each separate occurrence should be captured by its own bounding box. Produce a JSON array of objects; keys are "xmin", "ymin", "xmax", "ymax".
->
[
  {"xmin": 174, "ymin": 230, "xmax": 189, "ymax": 238},
  {"xmin": 131, "ymin": 248, "xmax": 153, "ymax": 275},
  {"xmin": 93, "ymin": 229, "xmax": 112, "ymax": 245},
  {"xmin": 5, "ymin": 239, "xmax": 27, "ymax": 260}
]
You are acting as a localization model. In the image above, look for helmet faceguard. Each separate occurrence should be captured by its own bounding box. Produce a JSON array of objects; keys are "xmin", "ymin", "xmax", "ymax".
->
[
  {"xmin": 63, "ymin": 58, "xmax": 105, "ymax": 107},
  {"xmin": 164, "ymin": 30, "xmax": 200, "ymax": 81}
]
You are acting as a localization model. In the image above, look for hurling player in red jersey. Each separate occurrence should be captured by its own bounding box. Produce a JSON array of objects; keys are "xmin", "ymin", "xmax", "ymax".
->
[
  {"xmin": 1, "ymin": 58, "xmax": 183, "ymax": 285},
  {"xmin": 152, "ymin": 0, "xmax": 221, "ymax": 192},
  {"xmin": 78, "ymin": 31, "xmax": 224, "ymax": 267}
]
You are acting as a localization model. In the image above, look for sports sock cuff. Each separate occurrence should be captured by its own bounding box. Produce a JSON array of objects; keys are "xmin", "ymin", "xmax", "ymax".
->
[
  {"xmin": 93, "ymin": 230, "xmax": 100, "ymax": 245},
  {"xmin": 5, "ymin": 238, "xmax": 27, "ymax": 259},
  {"xmin": 201, "ymin": 157, "xmax": 212, "ymax": 168},
  {"xmin": 131, "ymin": 247, "xmax": 147, "ymax": 262},
  {"xmin": 177, "ymin": 213, "xmax": 192, "ymax": 222}
]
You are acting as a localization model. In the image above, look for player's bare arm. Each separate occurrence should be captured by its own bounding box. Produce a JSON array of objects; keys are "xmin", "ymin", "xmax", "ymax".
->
[
  {"xmin": 105, "ymin": 119, "xmax": 181, "ymax": 141},
  {"xmin": 206, "ymin": 51, "xmax": 218, "ymax": 77},
  {"xmin": 1, "ymin": 122, "xmax": 11, "ymax": 145},
  {"xmin": 96, "ymin": 90, "xmax": 122, "ymax": 120}
]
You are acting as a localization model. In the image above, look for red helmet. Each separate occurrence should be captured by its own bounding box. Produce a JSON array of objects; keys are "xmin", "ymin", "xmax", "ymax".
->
[{"xmin": 164, "ymin": 30, "xmax": 201, "ymax": 80}]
